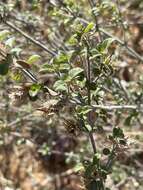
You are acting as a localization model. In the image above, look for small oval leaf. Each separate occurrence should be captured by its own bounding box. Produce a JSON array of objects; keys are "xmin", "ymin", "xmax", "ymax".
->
[{"xmin": 27, "ymin": 54, "xmax": 41, "ymax": 64}]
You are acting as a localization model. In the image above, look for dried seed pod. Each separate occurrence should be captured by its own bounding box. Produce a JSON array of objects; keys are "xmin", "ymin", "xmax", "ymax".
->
[
  {"xmin": 63, "ymin": 119, "xmax": 79, "ymax": 136},
  {"xmin": 36, "ymin": 99, "xmax": 60, "ymax": 117},
  {"xmin": 8, "ymin": 85, "xmax": 28, "ymax": 106},
  {"xmin": 37, "ymin": 106, "xmax": 58, "ymax": 116}
]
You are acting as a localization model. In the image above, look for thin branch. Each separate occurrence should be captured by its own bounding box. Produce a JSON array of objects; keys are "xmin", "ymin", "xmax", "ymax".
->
[
  {"xmin": 18, "ymin": 67, "xmax": 38, "ymax": 83},
  {"xmin": 4, "ymin": 21, "xmax": 57, "ymax": 56},
  {"xmin": 92, "ymin": 104, "xmax": 143, "ymax": 111},
  {"xmin": 7, "ymin": 113, "xmax": 34, "ymax": 127},
  {"xmin": 116, "ymin": 0, "xmax": 127, "ymax": 43},
  {"xmin": 40, "ymin": 168, "xmax": 76, "ymax": 185},
  {"xmin": 11, "ymin": 12, "xmax": 69, "ymax": 52}
]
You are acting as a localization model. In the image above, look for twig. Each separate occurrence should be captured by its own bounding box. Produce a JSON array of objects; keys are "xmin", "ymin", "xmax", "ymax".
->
[
  {"xmin": 92, "ymin": 104, "xmax": 143, "ymax": 111},
  {"xmin": 7, "ymin": 113, "xmax": 34, "ymax": 127},
  {"xmin": 115, "ymin": 177, "xmax": 133, "ymax": 188},
  {"xmin": 4, "ymin": 21, "xmax": 57, "ymax": 56},
  {"xmin": 38, "ymin": 168, "xmax": 76, "ymax": 185},
  {"xmin": 116, "ymin": 0, "xmax": 127, "ymax": 43}
]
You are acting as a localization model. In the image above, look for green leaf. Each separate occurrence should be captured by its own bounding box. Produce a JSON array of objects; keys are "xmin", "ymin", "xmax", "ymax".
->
[
  {"xmin": 106, "ymin": 65, "xmax": 114, "ymax": 76},
  {"xmin": 0, "ymin": 54, "xmax": 12, "ymax": 75},
  {"xmin": 97, "ymin": 38, "xmax": 115, "ymax": 53},
  {"xmin": 54, "ymin": 53, "xmax": 69, "ymax": 64},
  {"xmin": 10, "ymin": 47, "xmax": 22, "ymax": 56},
  {"xmin": 93, "ymin": 67, "xmax": 101, "ymax": 76},
  {"xmin": 5, "ymin": 37, "xmax": 15, "ymax": 48},
  {"xmin": 113, "ymin": 127, "xmax": 124, "ymax": 138},
  {"xmin": 89, "ymin": 53, "xmax": 101, "ymax": 61},
  {"xmin": 38, "ymin": 143, "xmax": 50, "ymax": 156},
  {"xmin": 29, "ymin": 83, "xmax": 41, "ymax": 97},
  {"xmin": 124, "ymin": 111, "xmax": 138, "ymax": 126},
  {"xmin": 119, "ymin": 139, "xmax": 127, "ymax": 146},
  {"xmin": 124, "ymin": 116, "xmax": 132, "ymax": 126},
  {"xmin": 11, "ymin": 70, "xmax": 23, "ymax": 81},
  {"xmin": 68, "ymin": 34, "xmax": 78, "ymax": 45},
  {"xmin": 0, "ymin": 30, "xmax": 10, "ymax": 41},
  {"xmin": 84, "ymin": 22, "xmax": 94, "ymax": 33},
  {"xmin": 85, "ymin": 163, "xmax": 95, "ymax": 178},
  {"xmin": 53, "ymin": 80, "xmax": 68, "ymax": 92},
  {"xmin": 75, "ymin": 23, "xmax": 84, "ymax": 34},
  {"xmin": 88, "ymin": 82, "xmax": 97, "ymax": 90},
  {"xmin": 59, "ymin": 63, "xmax": 70, "ymax": 72},
  {"xmin": 69, "ymin": 67, "xmax": 84, "ymax": 79},
  {"xmin": 93, "ymin": 153, "xmax": 101, "ymax": 165},
  {"xmin": 92, "ymin": 6, "xmax": 100, "ymax": 16},
  {"xmin": 76, "ymin": 105, "xmax": 92, "ymax": 115},
  {"xmin": 40, "ymin": 64, "xmax": 54, "ymax": 73},
  {"xmin": 74, "ymin": 163, "xmax": 84, "ymax": 172},
  {"xmin": 85, "ymin": 123, "xmax": 92, "ymax": 132},
  {"xmin": 27, "ymin": 54, "xmax": 41, "ymax": 64}
]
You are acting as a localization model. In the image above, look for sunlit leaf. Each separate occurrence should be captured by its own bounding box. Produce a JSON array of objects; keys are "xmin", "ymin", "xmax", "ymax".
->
[
  {"xmin": 10, "ymin": 47, "xmax": 22, "ymax": 56},
  {"xmin": 77, "ymin": 105, "xmax": 92, "ymax": 115},
  {"xmin": 97, "ymin": 38, "xmax": 115, "ymax": 53},
  {"xmin": 5, "ymin": 37, "xmax": 15, "ymax": 48},
  {"xmin": 27, "ymin": 54, "xmax": 41, "ymax": 64},
  {"xmin": 93, "ymin": 153, "xmax": 101, "ymax": 165},
  {"xmin": 40, "ymin": 64, "xmax": 54, "ymax": 73},
  {"xmin": 74, "ymin": 163, "xmax": 84, "ymax": 172},
  {"xmin": 29, "ymin": 83, "xmax": 41, "ymax": 97},
  {"xmin": 0, "ymin": 30, "xmax": 10, "ymax": 41},
  {"xmin": 84, "ymin": 22, "xmax": 94, "ymax": 33},
  {"xmin": 53, "ymin": 53, "xmax": 69, "ymax": 64},
  {"xmin": 68, "ymin": 34, "xmax": 78, "ymax": 45},
  {"xmin": 69, "ymin": 67, "xmax": 84, "ymax": 79},
  {"xmin": 59, "ymin": 63, "xmax": 70, "ymax": 71},
  {"xmin": 53, "ymin": 80, "xmax": 68, "ymax": 92}
]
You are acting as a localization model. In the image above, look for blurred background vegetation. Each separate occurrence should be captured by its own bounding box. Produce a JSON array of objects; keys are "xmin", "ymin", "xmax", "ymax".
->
[{"xmin": 0, "ymin": 0, "xmax": 143, "ymax": 189}]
